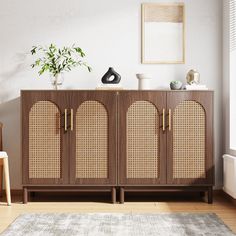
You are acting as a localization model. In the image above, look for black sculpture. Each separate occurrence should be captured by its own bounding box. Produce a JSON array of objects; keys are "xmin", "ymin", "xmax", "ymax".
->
[{"xmin": 101, "ymin": 67, "xmax": 121, "ymax": 84}]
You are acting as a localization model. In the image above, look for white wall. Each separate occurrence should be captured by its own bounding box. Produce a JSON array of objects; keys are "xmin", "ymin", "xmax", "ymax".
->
[{"xmin": 0, "ymin": 0, "xmax": 223, "ymax": 189}]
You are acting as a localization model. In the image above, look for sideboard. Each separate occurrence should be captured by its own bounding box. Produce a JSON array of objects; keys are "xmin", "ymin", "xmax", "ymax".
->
[{"xmin": 21, "ymin": 90, "xmax": 214, "ymax": 203}]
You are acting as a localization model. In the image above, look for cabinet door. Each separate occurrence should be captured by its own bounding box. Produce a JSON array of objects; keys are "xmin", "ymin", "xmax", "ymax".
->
[
  {"xmin": 22, "ymin": 91, "xmax": 70, "ymax": 185},
  {"xmin": 119, "ymin": 91, "xmax": 166, "ymax": 185},
  {"xmin": 167, "ymin": 92, "xmax": 214, "ymax": 185},
  {"xmin": 70, "ymin": 91, "xmax": 117, "ymax": 185}
]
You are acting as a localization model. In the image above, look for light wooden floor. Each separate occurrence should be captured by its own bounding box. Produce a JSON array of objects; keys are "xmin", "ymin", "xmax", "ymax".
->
[{"xmin": 0, "ymin": 192, "xmax": 236, "ymax": 234}]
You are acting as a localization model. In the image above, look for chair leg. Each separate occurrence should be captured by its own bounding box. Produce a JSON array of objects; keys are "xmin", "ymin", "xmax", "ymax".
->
[
  {"xmin": 3, "ymin": 158, "xmax": 11, "ymax": 206},
  {"xmin": 0, "ymin": 164, "xmax": 3, "ymax": 198}
]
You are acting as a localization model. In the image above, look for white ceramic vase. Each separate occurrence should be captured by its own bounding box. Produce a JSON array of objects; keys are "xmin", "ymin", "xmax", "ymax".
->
[{"xmin": 136, "ymin": 74, "xmax": 151, "ymax": 90}]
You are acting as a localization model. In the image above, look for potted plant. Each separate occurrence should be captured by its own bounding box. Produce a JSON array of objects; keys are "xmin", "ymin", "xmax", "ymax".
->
[{"xmin": 31, "ymin": 44, "xmax": 92, "ymax": 90}]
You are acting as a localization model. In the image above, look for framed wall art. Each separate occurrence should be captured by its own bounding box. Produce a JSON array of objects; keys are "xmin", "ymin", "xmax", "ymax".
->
[{"xmin": 142, "ymin": 3, "xmax": 185, "ymax": 64}]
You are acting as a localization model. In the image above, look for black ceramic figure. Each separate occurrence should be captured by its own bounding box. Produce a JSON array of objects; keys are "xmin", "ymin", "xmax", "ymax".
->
[{"xmin": 101, "ymin": 67, "xmax": 121, "ymax": 84}]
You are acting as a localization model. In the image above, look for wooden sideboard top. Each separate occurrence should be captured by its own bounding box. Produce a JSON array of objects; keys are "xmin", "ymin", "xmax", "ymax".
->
[{"xmin": 20, "ymin": 89, "xmax": 214, "ymax": 92}]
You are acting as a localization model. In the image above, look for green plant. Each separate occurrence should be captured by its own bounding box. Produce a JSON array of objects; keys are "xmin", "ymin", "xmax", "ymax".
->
[
  {"xmin": 170, "ymin": 80, "xmax": 181, "ymax": 84},
  {"xmin": 31, "ymin": 44, "xmax": 92, "ymax": 77}
]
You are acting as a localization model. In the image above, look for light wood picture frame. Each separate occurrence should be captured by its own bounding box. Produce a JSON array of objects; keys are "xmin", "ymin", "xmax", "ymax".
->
[{"xmin": 142, "ymin": 3, "xmax": 185, "ymax": 64}]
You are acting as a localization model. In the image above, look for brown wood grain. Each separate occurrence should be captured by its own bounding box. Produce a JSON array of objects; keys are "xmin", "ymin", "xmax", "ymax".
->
[
  {"xmin": 69, "ymin": 91, "xmax": 117, "ymax": 186},
  {"xmin": 21, "ymin": 90, "xmax": 214, "ymax": 203},
  {"xmin": 166, "ymin": 91, "xmax": 214, "ymax": 185},
  {"xmin": 21, "ymin": 91, "xmax": 71, "ymax": 185},
  {"xmin": 118, "ymin": 91, "xmax": 167, "ymax": 186}
]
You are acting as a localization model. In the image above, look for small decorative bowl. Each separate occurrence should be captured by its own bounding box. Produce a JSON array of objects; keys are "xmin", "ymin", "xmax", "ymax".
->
[{"xmin": 170, "ymin": 81, "xmax": 183, "ymax": 90}]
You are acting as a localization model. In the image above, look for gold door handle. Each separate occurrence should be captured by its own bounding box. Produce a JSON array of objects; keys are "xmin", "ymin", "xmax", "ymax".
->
[
  {"xmin": 162, "ymin": 109, "xmax": 165, "ymax": 131},
  {"xmin": 169, "ymin": 109, "xmax": 172, "ymax": 131},
  {"xmin": 64, "ymin": 109, "xmax": 67, "ymax": 131},
  {"xmin": 70, "ymin": 109, "xmax": 73, "ymax": 131}
]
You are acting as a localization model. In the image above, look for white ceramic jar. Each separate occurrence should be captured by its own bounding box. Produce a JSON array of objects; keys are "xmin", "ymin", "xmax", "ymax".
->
[{"xmin": 136, "ymin": 74, "xmax": 151, "ymax": 90}]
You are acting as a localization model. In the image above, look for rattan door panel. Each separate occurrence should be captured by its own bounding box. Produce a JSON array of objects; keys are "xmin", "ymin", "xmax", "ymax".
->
[
  {"xmin": 126, "ymin": 101, "xmax": 159, "ymax": 179},
  {"xmin": 119, "ymin": 91, "xmax": 166, "ymax": 185},
  {"xmin": 70, "ymin": 91, "xmax": 117, "ymax": 185},
  {"xmin": 76, "ymin": 101, "xmax": 108, "ymax": 179},
  {"xmin": 22, "ymin": 91, "xmax": 70, "ymax": 185},
  {"xmin": 29, "ymin": 101, "xmax": 61, "ymax": 179},
  {"xmin": 167, "ymin": 92, "xmax": 214, "ymax": 185}
]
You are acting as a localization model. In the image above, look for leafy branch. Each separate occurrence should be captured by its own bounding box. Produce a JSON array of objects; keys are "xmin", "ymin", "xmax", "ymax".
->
[{"xmin": 31, "ymin": 44, "xmax": 92, "ymax": 77}]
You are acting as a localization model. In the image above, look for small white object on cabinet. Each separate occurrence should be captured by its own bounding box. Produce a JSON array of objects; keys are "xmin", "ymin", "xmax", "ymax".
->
[{"xmin": 136, "ymin": 74, "xmax": 152, "ymax": 90}]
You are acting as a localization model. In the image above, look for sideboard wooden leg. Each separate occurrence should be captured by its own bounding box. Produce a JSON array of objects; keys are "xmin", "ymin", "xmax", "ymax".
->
[
  {"xmin": 111, "ymin": 187, "xmax": 116, "ymax": 204},
  {"xmin": 200, "ymin": 191, "xmax": 205, "ymax": 198},
  {"xmin": 23, "ymin": 187, "xmax": 28, "ymax": 204},
  {"xmin": 120, "ymin": 187, "xmax": 124, "ymax": 204},
  {"xmin": 207, "ymin": 187, "xmax": 213, "ymax": 204}
]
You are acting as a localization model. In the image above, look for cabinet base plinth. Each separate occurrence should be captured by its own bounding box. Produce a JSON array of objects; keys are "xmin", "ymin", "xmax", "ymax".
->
[
  {"xmin": 119, "ymin": 186, "xmax": 214, "ymax": 204},
  {"xmin": 22, "ymin": 186, "xmax": 117, "ymax": 204}
]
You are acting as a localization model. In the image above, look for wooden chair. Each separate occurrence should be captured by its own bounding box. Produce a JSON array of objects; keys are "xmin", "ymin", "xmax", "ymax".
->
[
  {"xmin": 0, "ymin": 122, "xmax": 3, "ymax": 197},
  {"xmin": 0, "ymin": 122, "xmax": 11, "ymax": 206}
]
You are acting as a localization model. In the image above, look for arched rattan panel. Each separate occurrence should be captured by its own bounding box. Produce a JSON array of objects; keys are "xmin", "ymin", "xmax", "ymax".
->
[
  {"xmin": 126, "ymin": 101, "xmax": 159, "ymax": 179},
  {"xmin": 76, "ymin": 101, "xmax": 108, "ymax": 178},
  {"xmin": 29, "ymin": 101, "xmax": 61, "ymax": 179},
  {"xmin": 173, "ymin": 100, "xmax": 206, "ymax": 179}
]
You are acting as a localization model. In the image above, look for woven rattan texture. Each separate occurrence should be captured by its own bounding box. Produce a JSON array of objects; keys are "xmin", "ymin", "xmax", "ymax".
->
[
  {"xmin": 173, "ymin": 101, "xmax": 206, "ymax": 179},
  {"xmin": 144, "ymin": 4, "xmax": 184, "ymax": 23},
  {"xmin": 76, "ymin": 101, "xmax": 108, "ymax": 179},
  {"xmin": 29, "ymin": 101, "xmax": 61, "ymax": 179},
  {"xmin": 127, "ymin": 101, "xmax": 159, "ymax": 179}
]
